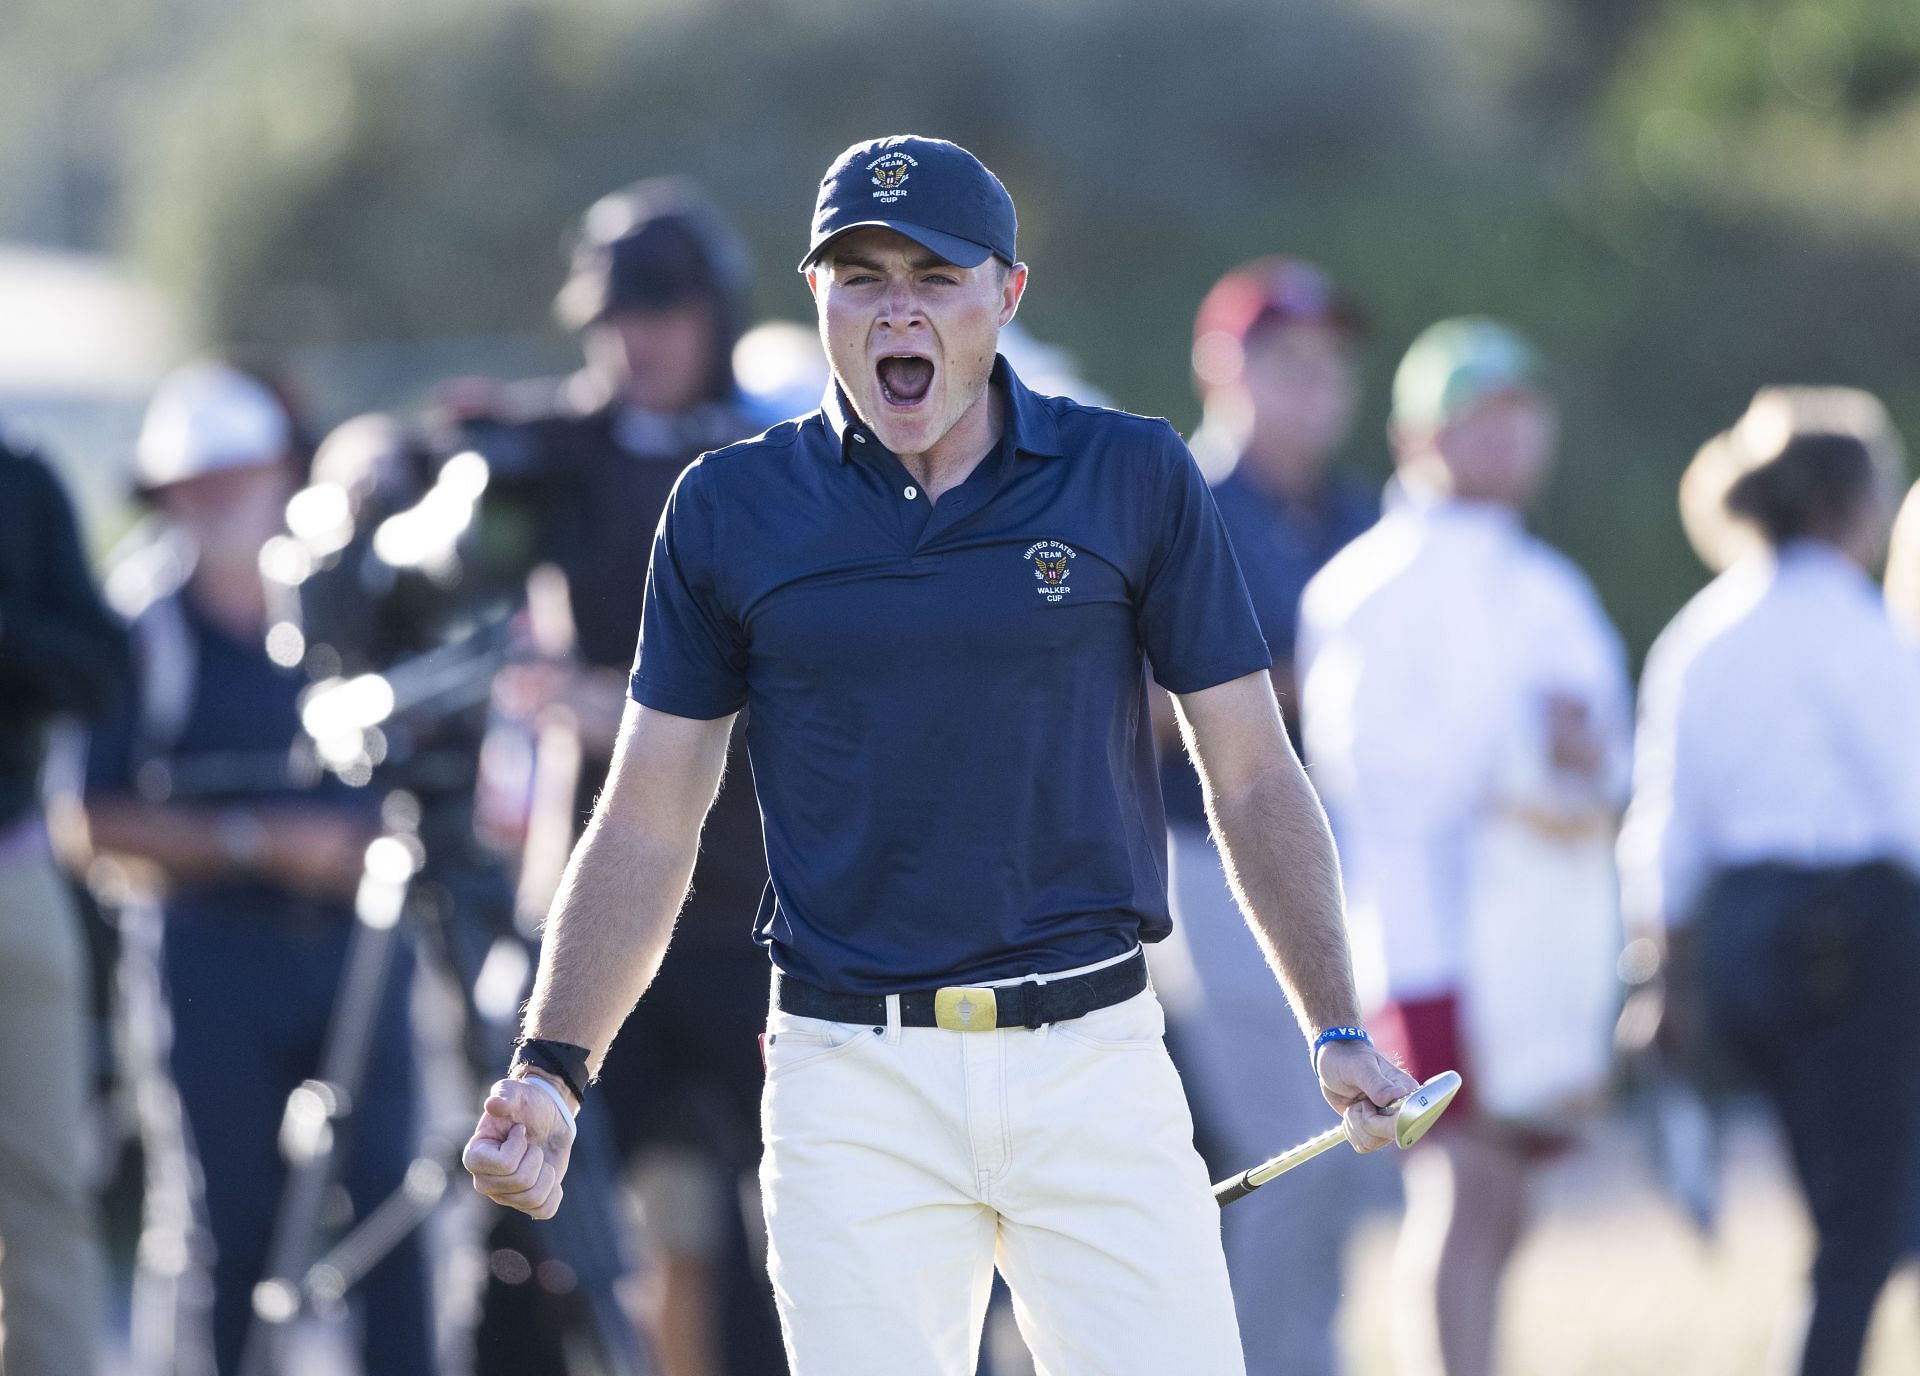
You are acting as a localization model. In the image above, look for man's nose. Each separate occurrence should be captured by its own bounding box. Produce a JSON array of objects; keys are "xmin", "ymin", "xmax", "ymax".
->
[{"xmin": 878, "ymin": 281, "xmax": 925, "ymax": 328}]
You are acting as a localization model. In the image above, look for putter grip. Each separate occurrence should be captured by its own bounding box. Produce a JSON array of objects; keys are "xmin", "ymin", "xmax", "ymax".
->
[{"xmin": 1212, "ymin": 1172, "xmax": 1258, "ymax": 1205}]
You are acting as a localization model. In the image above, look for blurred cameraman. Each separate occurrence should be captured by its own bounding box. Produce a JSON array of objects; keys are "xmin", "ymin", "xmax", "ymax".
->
[
  {"xmin": 461, "ymin": 179, "xmax": 782, "ymax": 1376},
  {"xmin": 81, "ymin": 364, "xmax": 432, "ymax": 1376},
  {"xmin": 0, "ymin": 429, "xmax": 127, "ymax": 1376}
]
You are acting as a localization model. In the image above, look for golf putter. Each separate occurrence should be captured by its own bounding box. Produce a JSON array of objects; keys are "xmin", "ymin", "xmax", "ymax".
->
[{"xmin": 1214, "ymin": 1070, "xmax": 1462, "ymax": 1207}]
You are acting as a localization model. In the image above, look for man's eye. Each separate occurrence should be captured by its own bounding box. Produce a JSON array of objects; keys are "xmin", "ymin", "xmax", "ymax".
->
[
  {"xmin": 924, "ymin": 274, "xmax": 958, "ymax": 286},
  {"xmin": 842, "ymin": 273, "xmax": 878, "ymax": 285}
]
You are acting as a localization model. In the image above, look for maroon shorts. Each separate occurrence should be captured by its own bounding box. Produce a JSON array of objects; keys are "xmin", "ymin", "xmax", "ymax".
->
[{"xmin": 1371, "ymin": 991, "xmax": 1573, "ymax": 1158}]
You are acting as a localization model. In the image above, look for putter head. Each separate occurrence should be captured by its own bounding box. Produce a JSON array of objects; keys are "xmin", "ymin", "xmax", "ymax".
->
[{"xmin": 1394, "ymin": 1070, "xmax": 1463, "ymax": 1149}]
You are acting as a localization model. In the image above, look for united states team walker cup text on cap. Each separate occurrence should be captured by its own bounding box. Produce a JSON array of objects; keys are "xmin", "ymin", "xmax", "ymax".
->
[{"xmin": 799, "ymin": 135, "xmax": 1018, "ymax": 273}]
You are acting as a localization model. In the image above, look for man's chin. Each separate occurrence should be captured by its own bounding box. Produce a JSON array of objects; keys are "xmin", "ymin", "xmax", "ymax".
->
[
  {"xmin": 872, "ymin": 415, "xmax": 950, "ymax": 456},
  {"xmin": 860, "ymin": 395, "xmax": 944, "ymax": 453}
]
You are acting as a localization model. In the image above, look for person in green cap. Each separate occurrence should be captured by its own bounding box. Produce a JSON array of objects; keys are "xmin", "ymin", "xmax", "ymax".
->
[{"xmin": 1297, "ymin": 317, "xmax": 1632, "ymax": 1376}]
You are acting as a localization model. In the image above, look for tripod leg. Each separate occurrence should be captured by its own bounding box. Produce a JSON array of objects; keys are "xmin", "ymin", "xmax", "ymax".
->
[
  {"xmin": 259, "ymin": 823, "xmax": 658, "ymax": 1376},
  {"xmin": 119, "ymin": 899, "xmax": 218, "ymax": 1376},
  {"xmin": 238, "ymin": 839, "xmax": 417, "ymax": 1376}
]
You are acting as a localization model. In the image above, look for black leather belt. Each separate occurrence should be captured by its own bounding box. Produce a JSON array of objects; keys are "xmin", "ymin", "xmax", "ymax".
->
[{"xmin": 775, "ymin": 950, "xmax": 1148, "ymax": 1032}]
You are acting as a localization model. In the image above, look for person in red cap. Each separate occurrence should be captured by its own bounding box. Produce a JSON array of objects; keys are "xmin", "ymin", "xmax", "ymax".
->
[
  {"xmin": 1159, "ymin": 257, "xmax": 1382, "ymax": 1376},
  {"xmin": 1182, "ymin": 256, "xmax": 1376, "ymax": 732}
]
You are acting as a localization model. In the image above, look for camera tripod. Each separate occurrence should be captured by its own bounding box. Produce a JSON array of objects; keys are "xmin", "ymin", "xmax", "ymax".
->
[
  {"xmin": 225, "ymin": 630, "xmax": 655, "ymax": 1376},
  {"xmin": 232, "ymin": 811, "xmax": 652, "ymax": 1376}
]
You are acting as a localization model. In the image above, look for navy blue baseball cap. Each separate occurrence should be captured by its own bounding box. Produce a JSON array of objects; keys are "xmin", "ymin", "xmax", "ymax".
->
[{"xmin": 798, "ymin": 135, "xmax": 1017, "ymax": 273}]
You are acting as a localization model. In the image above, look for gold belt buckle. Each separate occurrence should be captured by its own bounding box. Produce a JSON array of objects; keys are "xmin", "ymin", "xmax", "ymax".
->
[{"xmin": 934, "ymin": 986, "xmax": 999, "ymax": 1032}]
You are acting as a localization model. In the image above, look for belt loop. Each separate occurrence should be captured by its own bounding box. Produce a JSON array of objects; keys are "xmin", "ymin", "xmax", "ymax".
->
[
  {"xmin": 1020, "ymin": 972, "xmax": 1045, "ymax": 1031},
  {"xmin": 885, "ymin": 992, "xmax": 902, "ymax": 1044}
]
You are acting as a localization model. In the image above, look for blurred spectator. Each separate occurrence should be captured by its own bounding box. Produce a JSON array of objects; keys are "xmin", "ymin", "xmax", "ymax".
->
[
  {"xmin": 731, "ymin": 318, "xmax": 829, "ymax": 421},
  {"xmin": 1887, "ymin": 473, "xmax": 1920, "ymax": 1287},
  {"xmin": 452, "ymin": 178, "xmax": 782, "ymax": 1376},
  {"xmin": 1299, "ymin": 319, "xmax": 1630, "ymax": 1376},
  {"xmin": 0, "ymin": 430, "xmax": 127, "ymax": 1376},
  {"xmin": 1886, "ymin": 478, "xmax": 1920, "ymax": 643},
  {"xmin": 1154, "ymin": 257, "xmax": 1379, "ymax": 1376},
  {"xmin": 81, "ymin": 362, "xmax": 432, "ymax": 1376},
  {"xmin": 1621, "ymin": 389, "xmax": 1920, "ymax": 1376},
  {"xmin": 997, "ymin": 320, "xmax": 1113, "ymax": 407},
  {"xmin": 1683, "ymin": 387, "xmax": 1905, "ymax": 582}
]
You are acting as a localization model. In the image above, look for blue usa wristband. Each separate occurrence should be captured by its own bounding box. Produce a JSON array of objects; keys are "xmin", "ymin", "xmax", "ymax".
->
[{"xmin": 1311, "ymin": 1025, "xmax": 1372, "ymax": 1069}]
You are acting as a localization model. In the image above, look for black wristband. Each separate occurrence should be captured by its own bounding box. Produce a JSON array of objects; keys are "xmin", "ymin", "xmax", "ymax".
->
[{"xmin": 511, "ymin": 1038, "xmax": 591, "ymax": 1107}]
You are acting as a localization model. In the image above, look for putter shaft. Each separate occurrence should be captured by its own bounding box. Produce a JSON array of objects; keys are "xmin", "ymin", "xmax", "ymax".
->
[
  {"xmin": 1213, "ymin": 1126, "xmax": 1346, "ymax": 1204},
  {"xmin": 1213, "ymin": 1069, "xmax": 1462, "ymax": 1207}
]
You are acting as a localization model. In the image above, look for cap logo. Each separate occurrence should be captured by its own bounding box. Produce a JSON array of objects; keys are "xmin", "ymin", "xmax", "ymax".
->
[{"xmin": 867, "ymin": 151, "xmax": 916, "ymax": 203}]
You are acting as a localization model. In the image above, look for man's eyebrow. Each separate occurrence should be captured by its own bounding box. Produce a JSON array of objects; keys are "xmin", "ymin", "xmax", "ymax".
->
[{"xmin": 831, "ymin": 249, "xmax": 958, "ymax": 272}]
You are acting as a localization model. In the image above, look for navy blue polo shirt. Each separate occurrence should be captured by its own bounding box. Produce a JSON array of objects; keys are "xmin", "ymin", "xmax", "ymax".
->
[{"xmin": 630, "ymin": 357, "xmax": 1270, "ymax": 993}]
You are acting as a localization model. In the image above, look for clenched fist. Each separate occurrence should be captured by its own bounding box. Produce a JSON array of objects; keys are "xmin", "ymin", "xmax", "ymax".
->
[
  {"xmin": 1316, "ymin": 1039, "xmax": 1420, "ymax": 1153},
  {"xmin": 462, "ymin": 1076, "xmax": 577, "ymax": 1220}
]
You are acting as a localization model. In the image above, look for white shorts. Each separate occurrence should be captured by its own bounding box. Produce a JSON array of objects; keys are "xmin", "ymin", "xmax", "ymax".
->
[{"xmin": 759, "ymin": 959, "xmax": 1245, "ymax": 1375}]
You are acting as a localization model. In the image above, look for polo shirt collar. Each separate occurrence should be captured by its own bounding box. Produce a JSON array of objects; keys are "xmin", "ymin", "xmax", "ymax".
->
[{"xmin": 822, "ymin": 354, "xmax": 1064, "ymax": 463}]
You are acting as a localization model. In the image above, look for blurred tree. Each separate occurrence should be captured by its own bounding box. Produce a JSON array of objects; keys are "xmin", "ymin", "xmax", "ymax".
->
[
  {"xmin": 1602, "ymin": 0, "xmax": 1920, "ymax": 234},
  {"xmin": 122, "ymin": 0, "xmax": 1443, "ymax": 351},
  {"xmin": 7, "ymin": 0, "xmax": 1919, "ymax": 655}
]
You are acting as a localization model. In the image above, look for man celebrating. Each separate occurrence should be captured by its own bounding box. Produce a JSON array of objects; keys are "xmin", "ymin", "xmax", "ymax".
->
[{"xmin": 464, "ymin": 134, "xmax": 1415, "ymax": 1373}]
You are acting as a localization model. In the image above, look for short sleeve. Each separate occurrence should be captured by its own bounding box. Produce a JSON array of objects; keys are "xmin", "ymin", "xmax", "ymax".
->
[
  {"xmin": 628, "ymin": 462, "xmax": 749, "ymax": 719},
  {"xmin": 1137, "ymin": 428, "xmax": 1271, "ymax": 694}
]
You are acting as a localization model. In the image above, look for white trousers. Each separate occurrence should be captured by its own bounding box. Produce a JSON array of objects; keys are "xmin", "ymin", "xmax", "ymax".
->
[{"xmin": 759, "ymin": 977, "xmax": 1246, "ymax": 1376}]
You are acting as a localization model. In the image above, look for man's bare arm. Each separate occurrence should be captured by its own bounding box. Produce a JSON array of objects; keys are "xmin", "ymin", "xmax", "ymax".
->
[
  {"xmin": 1176, "ymin": 670, "xmax": 1357, "ymax": 1036},
  {"xmin": 466, "ymin": 698, "xmax": 732, "ymax": 1219},
  {"xmin": 520, "ymin": 698, "xmax": 736, "ymax": 1077},
  {"xmin": 1175, "ymin": 670, "xmax": 1416, "ymax": 1145}
]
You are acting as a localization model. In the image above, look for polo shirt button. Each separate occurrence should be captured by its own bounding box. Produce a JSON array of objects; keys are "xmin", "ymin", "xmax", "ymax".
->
[
  {"xmin": 853, "ymin": 433, "xmax": 866, "ymax": 444},
  {"xmin": 903, "ymin": 485, "xmax": 918, "ymax": 500}
]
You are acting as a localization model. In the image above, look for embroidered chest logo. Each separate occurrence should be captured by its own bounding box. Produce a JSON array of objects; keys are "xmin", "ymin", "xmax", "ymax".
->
[
  {"xmin": 1024, "ymin": 540, "xmax": 1077, "ymax": 602},
  {"xmin": 867, "ymin": 151, "xmax": 916, "ymax": 203}
]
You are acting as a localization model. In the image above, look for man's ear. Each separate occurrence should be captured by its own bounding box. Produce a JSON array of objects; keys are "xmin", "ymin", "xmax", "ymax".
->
[
  {"xmin": 805, "ymin": 267, "xmax": 822, "ymax": 302},
  {"xmin": 1000, "ymin": 262, "xmax": 1029, "ymax": 328}
]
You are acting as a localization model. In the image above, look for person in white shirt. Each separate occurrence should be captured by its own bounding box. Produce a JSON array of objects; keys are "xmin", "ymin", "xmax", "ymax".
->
[
  {"xmin": 1621, "ymin": 389, "xmax": 1920, "ymax": 1376},
  {"xmin": 1884, "ymin": 465, "xmax": 1920, "ymax": 1287},
  {"xmin": 1299, "ymin": 318, "xmax": 1630, "ymax": 1376}
]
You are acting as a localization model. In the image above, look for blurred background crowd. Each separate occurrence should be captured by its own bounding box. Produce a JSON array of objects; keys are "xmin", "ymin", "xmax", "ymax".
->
[{"xmin": 7, "ymin": 1, "xmax": 1920, "ymax": 1374}]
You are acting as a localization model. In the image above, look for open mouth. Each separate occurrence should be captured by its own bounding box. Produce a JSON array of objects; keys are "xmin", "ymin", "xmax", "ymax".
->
[{"xmin": 876, "ymin": 354, "xmax": 936, "ymax": 408}]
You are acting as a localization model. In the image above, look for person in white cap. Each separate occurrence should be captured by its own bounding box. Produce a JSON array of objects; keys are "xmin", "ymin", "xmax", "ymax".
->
[
  {"xmin": 81, "ymin": 362, "xmax": 434, "ymax": 1376},
  {"xmin": 1299, "ymin": 319, "xmax": 1630, "ymax": 1376}
]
